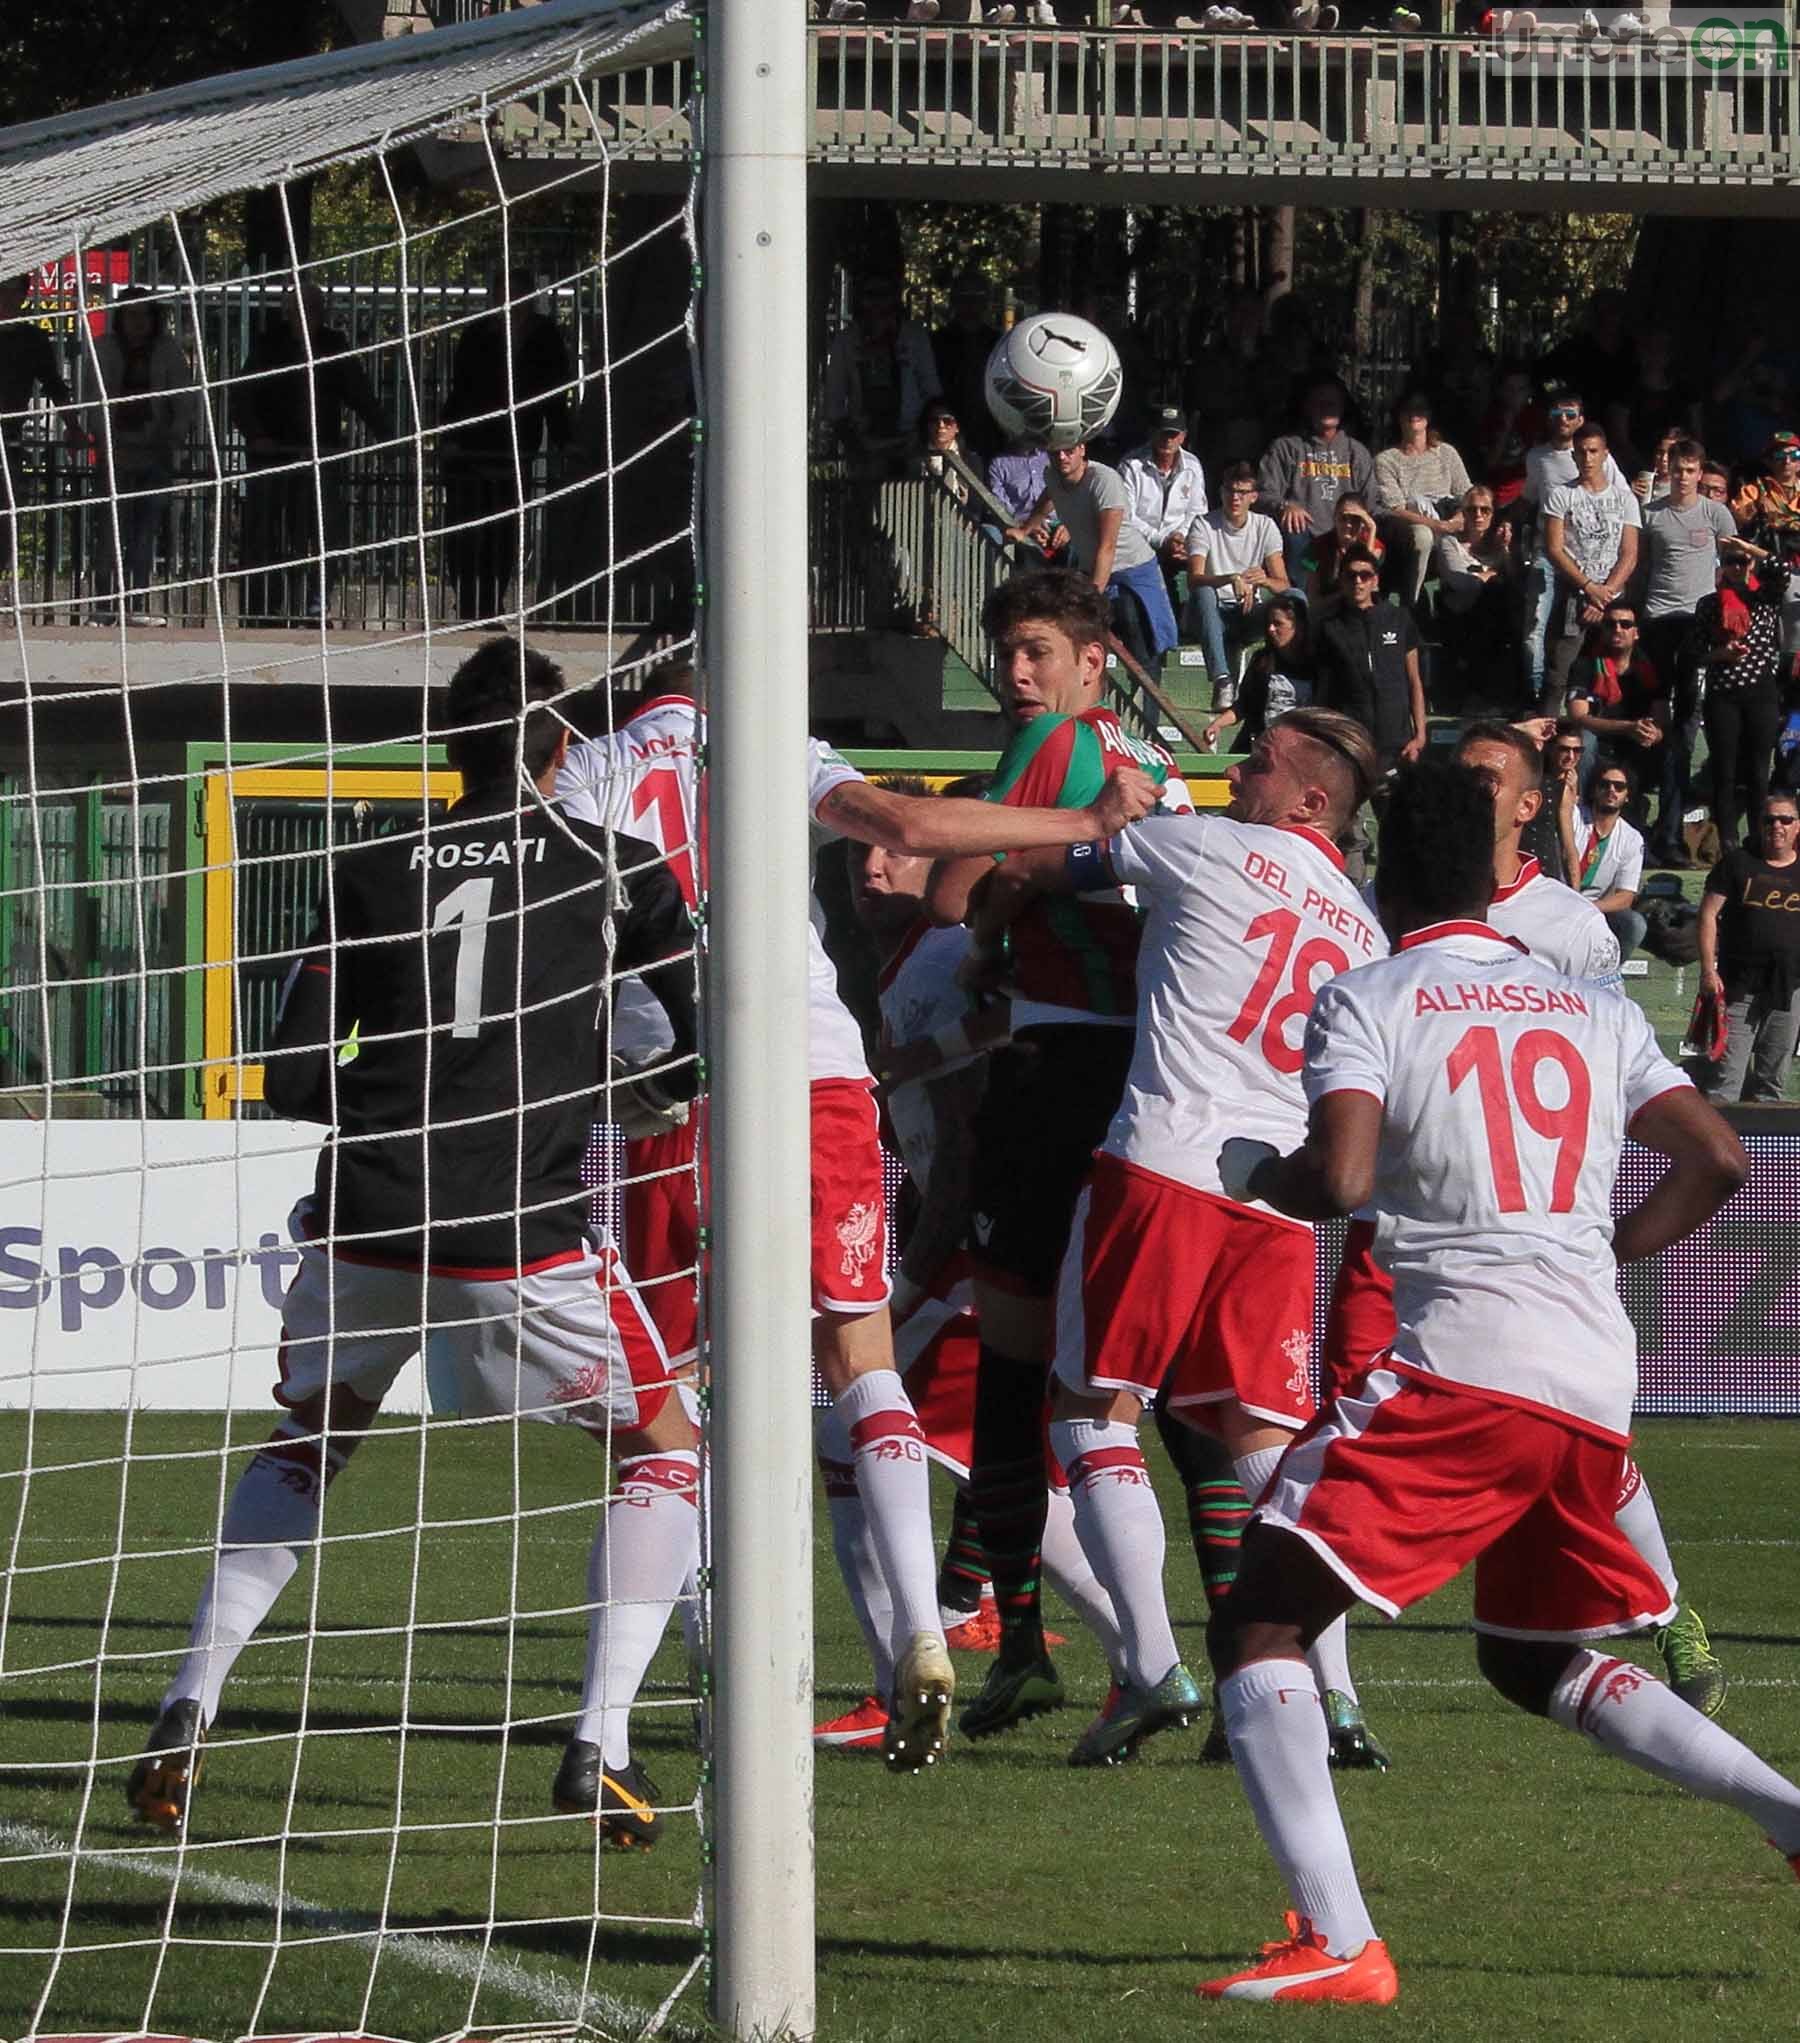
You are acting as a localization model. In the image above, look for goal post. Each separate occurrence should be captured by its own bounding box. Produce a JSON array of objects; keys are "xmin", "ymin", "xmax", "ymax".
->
[
  {"xmin": 0, "ymin": 2, "xmax": 817, "ymax": 2036},
  {"xmin": 699, "ymin": 0, "xmax": 816, "ymax": 2035}
]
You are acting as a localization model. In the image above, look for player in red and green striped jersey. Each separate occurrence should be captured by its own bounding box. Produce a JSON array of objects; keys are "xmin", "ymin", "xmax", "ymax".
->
[{"xmin": 928, "ymin": 569, "xmax": 1225, "ymax": 1739}]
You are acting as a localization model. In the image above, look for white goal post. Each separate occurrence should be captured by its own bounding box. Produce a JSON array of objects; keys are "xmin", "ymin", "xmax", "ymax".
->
[{"xmin": 0, "ymin": 0, "xmax": 816, "ymax": 2036}]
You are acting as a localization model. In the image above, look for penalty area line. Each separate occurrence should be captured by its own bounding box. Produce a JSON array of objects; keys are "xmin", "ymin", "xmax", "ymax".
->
[{"xmin": 0, "ymin": 1820, "xmax": 705, "ymax": 2041}]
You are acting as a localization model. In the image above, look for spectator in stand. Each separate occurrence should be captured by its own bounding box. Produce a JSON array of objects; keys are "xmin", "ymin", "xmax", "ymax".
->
[
  {"xmin": 1509, "ymin": 387, "xmax": 1625, "ymax": 708},
  {"xmin": 1541, "ymin": 421, "xmax": 1641, "ymax": 714},
  {"xmin": 1202, "ymin": 591, "xmax": 1312, "ymax": 753},
  {"xmin": 1697, "ymin": 792, "xmax": 1800, "ymax": 1103},
  {"xmin": 238, "ymin": 283, "xmax": 385, "ymax": 626},
  {"xmin": 917, "ymin": 398, "xmax": 978, "ymax": 505},
  {"xmin": 1373, "ymin": 389, "xmax": 1473, "ymax": 607},
  {"xmin": 1629, "ymin": 424, "xmax": 1683, "ymax": 510},
  {"xmin": 1476, "ymin": 362, "xmax": 1543, "ymax": 513},
  {"xmin": 822, "ymin": 273, "xmax": 940, "ymax": 479},
  {"xmin": 89, "ymin": 289, "xmax": 195, "ymax": 626},
  {"xmin": 986, "ymin": 433, "xmax": 1053, "ymax": 551},
  {"xmin": 1298, "ymin": 492, "xmax": 1383, "ymax": 610},
  {"xmin": 1005, "ymin": 438, "xmax": 1179, "ymax": 667},
  {"xmin": 931, "ymin": 271, "xmax": 1000, "ymax": 465},
  {"xmin": 1613, "ymin": 327, "xmax": 1700, "ymax": 474},
  {"xmin": 1565, "ymin": 599, "xmax": 1667, "ymax": 821},
  {"xmin": 1182, "ymin": 460, "xmax": 1287, "ymax": 710},
  {"xmin": 0, "ymin": 274, "xmax": 90, "ymax": 549},
  {"xmin": 1119, "ymin": 405, "xmax": 1208, "ymax": 611},
  {"xmin": 1257, "ymin": 375, "xmax": 1375, "ymax": 581},
  {"xmin": 1735, "ymin": 434, "xmax": 1800, "ymax": 657},
  {"xmin": 1709, "ymin": 331, "xmax": 1791, "ymax": 467},
  {"xmin": 1641, "ymin": 439, "xmax": 1755, "ymax": 863},
  {"xmin": 1557, "ymin": 758, "xmax": 1647, "ymax": 962},
  {"xmin": 442, "ymin": 271, "xmax": 570, "ymax": 628},
  {"xmin": 1700, "ymin": 457, "xmax": 1734, "ymax": 510},
  {"xmin": 1540, "ymin": 289, "xmax": 1640, "ymax": 428},
  {"xmin": 1521, "ymin": 719, "xmax": 1583, "ymax": 885},
  {"xmin": 1186, "ymin": 287, "xmax": 1268, "ymax": 467},
  {"xmin": 1697, "ymin": 552, "xmax": 1791, "ymax": 853},
  {"xmin": 1312, "ymin": 544, "xmax": 1426, "ymax": 775},
  {"xmin": 1433, "ymin": 484, "xmax": 1519, "ymax": 702}
]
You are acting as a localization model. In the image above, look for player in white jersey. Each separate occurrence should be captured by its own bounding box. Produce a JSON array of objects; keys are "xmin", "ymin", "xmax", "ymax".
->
[
  {"xmin": 555, "ymin": 663, "xmax": 1158, "ymax": 1771},
  {"xmin": 813, "ymin": 804, "xmax": 1126, "ymax": 1750},
  {"xmin": 1196, "ymin": 757, "xmax": 1800, "ymax": 2008},
  {"xmin": 969, "ymin": 709, "xmax": 1385, "ymax": 1768},
  {"xmin": 1324, "ymin": 718, "xmax": 1727, "ymax": 1732}
]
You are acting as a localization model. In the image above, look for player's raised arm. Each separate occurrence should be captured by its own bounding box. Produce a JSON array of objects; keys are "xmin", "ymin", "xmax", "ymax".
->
[
  {"xmin": 819, "ymin": 766, "xmax": 1156, "ymax": 863},
  {"xmin": 607, "ymin": 829, "xmax": 702, "ymax": 1120}
]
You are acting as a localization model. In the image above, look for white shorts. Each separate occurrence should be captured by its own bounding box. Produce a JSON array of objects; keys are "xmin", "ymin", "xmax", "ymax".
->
[{"xmin": 274, "ymin": 1221, "xmax": 673, "ymax": 1433}]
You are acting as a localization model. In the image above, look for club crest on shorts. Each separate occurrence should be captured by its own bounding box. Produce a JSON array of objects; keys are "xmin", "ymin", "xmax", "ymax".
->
[
  {"xmin": 1282, "ymin": 1327, "xmax": 1311, "ymax": 1400},
  {"xmin": 836, "ymin": 1200, "xmax": 880, "ymax": 1286}
]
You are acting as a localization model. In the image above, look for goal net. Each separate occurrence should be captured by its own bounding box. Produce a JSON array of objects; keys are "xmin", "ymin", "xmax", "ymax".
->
[{"xmin": 0, "ymin": 3, "xmax": 716, "ymax": 2036}]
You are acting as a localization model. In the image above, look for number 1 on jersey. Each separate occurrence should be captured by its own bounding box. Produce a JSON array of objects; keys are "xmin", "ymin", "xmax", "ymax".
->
[
  {"xmin": 433, "ymin": 875, "xmax": 494, "ymax": 1038},
  {"xmin": 1446, "ymin": 1023, "xmax": 1591, "ymax": 1213}
]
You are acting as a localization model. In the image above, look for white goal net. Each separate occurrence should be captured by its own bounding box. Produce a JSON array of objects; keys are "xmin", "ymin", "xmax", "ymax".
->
[{"xmin": 0, "ymin": 3, "xmax": 717, "ymax": 2036}]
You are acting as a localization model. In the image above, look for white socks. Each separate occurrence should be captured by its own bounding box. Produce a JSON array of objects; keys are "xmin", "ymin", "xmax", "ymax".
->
[
  {"xmin": 1614, "ymin": 1460, "xmax": 1680, "ymax": 1602},
  {"xmin": 574, "ymin": 1450, "xmax": 700, "ymax": 1766},
  {"xmin": 1219, "ymin": 1659, "xmax": 1380, "ymax": 1957},
  {"xmin": 1550, "ymin": 1650, "xmax": 1800, "ymax": 1853},
  {"xmin": 835, "ymin": 1369, "xmax": 943, "ymax": 1652},
  {"xmin": 1040, "ymin": 1479, "xmax": 1125, "ymax": 1674},
  {"xmin": 1052, "ymin": 1417, "xmax": 1179, "ymax": 1689},
  {"xmin": 1233, "ymin": 1444, "xmax": 1285, "ymax": 1506},
  {"xmin": 1234, "ymin": 1445, "xmax": 1357, "ymax": 1704},
  {"xmin": 817, "ymin": 1404, "xmax": 897, "ymax": 1696},
  {"xmin": 161, "ymin": 1431, "xmax": 334, "ymax": 1723}
]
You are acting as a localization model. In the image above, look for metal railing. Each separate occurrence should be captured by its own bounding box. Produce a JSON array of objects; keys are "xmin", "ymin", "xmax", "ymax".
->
[
  {"xmin": 2, "ymin": 439, "xmax": 688, "ymax": 631},
  {"xmin": 453, "ymin": 18, "xmax": 1800, "ymax": 195}
]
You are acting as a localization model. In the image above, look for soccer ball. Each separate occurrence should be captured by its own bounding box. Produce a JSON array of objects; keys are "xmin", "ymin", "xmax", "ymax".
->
[{"xmin": 983, "ymin": 312, "xmax": 1124, "ymax": 450}]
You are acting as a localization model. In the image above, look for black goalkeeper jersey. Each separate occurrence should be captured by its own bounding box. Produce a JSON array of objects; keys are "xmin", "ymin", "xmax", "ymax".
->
[{"xmin": 265, "ymin": 788, "xmax": 697, "ymax": 1272}]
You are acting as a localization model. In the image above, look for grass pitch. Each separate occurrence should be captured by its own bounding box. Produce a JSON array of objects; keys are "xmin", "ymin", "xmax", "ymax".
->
[{"xmin": 1, "ymin": 1412, "xmax": 1795, "ymax": 2041}]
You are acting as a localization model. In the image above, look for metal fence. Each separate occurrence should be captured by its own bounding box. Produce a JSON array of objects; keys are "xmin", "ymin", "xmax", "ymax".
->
[{"xmin": 429, "ymin": 16, "xmax": 1800, "ymax": 195}]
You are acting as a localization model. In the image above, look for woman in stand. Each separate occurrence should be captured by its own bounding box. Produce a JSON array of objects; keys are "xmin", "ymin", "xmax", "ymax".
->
[
  {"xmin": 1697, "ymin": 552, "xmax": 1790, "ymax": 853},
  {"xmin": 1298, "ymin": 492, "xmax": 1383, "ymax": 612},
  {"xmin": 1203, "ymin": 593, "xmax": 1313, "ymax": 753}
]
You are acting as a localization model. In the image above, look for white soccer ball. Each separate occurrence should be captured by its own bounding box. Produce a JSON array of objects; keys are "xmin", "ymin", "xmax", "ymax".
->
[{"xmin": 983, "ymin": 312, "xmax": 1124, "ymax": 451}]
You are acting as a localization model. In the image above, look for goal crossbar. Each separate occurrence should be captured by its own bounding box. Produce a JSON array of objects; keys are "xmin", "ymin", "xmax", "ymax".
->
[{"xmin": 0, "ymin": 0, "xmax": 689, "ymax": 281}]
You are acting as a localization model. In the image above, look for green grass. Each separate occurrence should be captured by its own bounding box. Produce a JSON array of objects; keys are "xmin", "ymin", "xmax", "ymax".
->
[{"xmin": 2, "ymin": 1414, "xmax": 1797, "ymax": 2040}]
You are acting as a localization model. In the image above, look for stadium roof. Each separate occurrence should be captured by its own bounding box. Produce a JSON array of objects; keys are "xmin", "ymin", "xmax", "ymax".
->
[{"xmin": 0, "ymin": 0, "xmax": 688, "ymax": 279}]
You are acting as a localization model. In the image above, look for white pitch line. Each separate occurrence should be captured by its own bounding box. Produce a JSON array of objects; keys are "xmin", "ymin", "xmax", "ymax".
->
[{"xmin": 0, "ymin": 1821, "xmax": 702, "ymax": 2041}]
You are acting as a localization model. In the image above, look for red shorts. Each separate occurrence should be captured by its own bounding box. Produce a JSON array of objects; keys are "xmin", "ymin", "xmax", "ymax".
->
[
  {"xmin": 1259, "ymin": 1362, "xmax": 1677, "ymax": 1642},
  {"xmin": 895, "ymin": 1274, "xmax": 980, "ymax": 1481},
  {"xmin": 1320, "ymin": 1217, "xmax": 1396, "ymax": 1404},
  {"xmin": 622, "ymin": 1111, "xmax": 705, "ymax": 1368},
  {"xmin": 812, "ymin": 1078, "xmax": 891, "ymax": 1316},
  {"xmin": 1052, "ymin": 1153, "xmax": 1318, "ymax": 1436}
]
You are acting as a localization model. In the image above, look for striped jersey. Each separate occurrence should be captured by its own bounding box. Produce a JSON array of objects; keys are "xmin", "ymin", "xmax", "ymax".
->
[{"xmin": 987, "ymin": 706, "xmax": 1189, "ymax": 1027}]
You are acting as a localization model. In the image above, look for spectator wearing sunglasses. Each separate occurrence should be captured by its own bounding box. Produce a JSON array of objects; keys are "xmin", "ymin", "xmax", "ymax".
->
[
  {"xmin": 1311, "ymin": 545, "xmax": 1426, "ymax": 775},
  {"xmin": 1566, "ymin": 600, "xmax": 1666, "ymax": 825},
  {"xmin": 1697, "ymin": 793, "xmax": 1800, "ymax": 1103},
  {"xmin": 1559, "ymin": 759, "xmax": 1647, "ymax": 962}
]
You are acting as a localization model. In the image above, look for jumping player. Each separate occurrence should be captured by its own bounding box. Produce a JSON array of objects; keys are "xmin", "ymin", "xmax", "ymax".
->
[
  {"xmin": 1323, "ymin": 720, "xmax": 1728, "ymax": 1727},
  {"xmin": 813, "ymin": 802, "xmax": 1125, "ymax": 1751},
  {"xmin": 1200, "ymin": 756, "xmax": 1799, "ymax": 2006},
  {"xmin": 927, "ymin": 568, "xmax": 1192, "ymax": 1742},
  {"xmin": 554, "ymin": 658, "xmax": 1157, "ymax": 1771},
  {"xmin": 128, "ymin": 640, "xmax": 703, "ymax": 1848},
  {"xmin": 967, "ymin": 709, "xmax": 1386, "ymax": 1767}
]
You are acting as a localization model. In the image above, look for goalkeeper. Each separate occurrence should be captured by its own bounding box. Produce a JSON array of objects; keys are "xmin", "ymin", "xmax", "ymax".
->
[{"xmin": 127, "ymin": 640, "xmax": 700, "ymax": 1850}]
